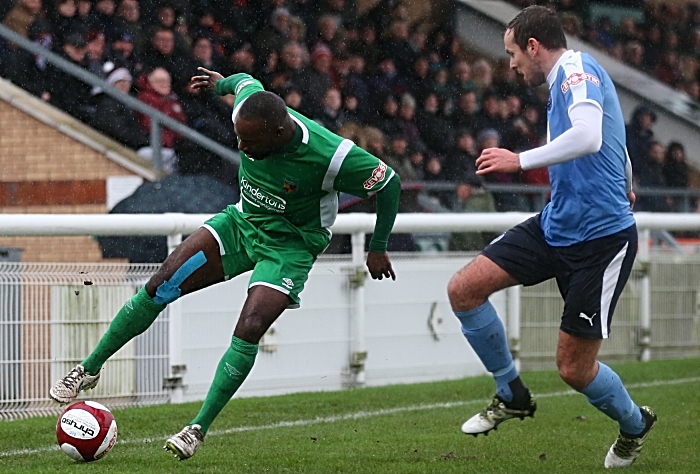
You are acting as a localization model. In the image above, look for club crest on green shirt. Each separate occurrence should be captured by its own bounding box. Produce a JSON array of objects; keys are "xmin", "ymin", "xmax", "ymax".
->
[{"xmin": 283, "ymin": 178, "xmax": 297, "ymax": 193}]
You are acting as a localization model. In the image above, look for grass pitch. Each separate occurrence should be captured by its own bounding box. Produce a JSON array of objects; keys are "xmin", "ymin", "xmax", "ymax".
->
[{"xmin": 1, "ymin": 358, "xmax": 698, "ymax": 473}]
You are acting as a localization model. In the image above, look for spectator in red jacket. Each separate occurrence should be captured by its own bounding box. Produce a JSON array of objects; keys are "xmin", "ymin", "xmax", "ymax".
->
[{"xmin": 136, "ymin": 67, "xmax": 186, "ymax": 172}]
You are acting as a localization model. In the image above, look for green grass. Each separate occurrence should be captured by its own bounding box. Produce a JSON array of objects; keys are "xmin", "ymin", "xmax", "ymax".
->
[{"xmin": 1, "ymin": 358, "xmax": 699, "ymax": 473}]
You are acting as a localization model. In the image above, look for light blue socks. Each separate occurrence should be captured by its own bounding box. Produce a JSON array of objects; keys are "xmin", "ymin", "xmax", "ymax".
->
[
  {"xmin": 580, "ymin": 361, "xmax": 645, "ymax": 435},
  {"xmin": 455, "ymin": 301, "xmax": 520, "ymax": 402}
]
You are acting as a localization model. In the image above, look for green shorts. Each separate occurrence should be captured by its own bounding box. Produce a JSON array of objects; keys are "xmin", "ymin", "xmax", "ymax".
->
[{"xmin": 202, "ymin": 206, "xmax": 316, "ymax": 308}]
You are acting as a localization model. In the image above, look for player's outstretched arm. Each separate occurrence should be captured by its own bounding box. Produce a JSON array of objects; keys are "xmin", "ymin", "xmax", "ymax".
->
[{"xmin": 367, "ymin": 175, "xmax": 401, "ymax": 281}]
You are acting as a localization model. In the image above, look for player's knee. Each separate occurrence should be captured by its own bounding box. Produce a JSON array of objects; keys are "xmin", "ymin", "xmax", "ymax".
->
[
  {"xmin": 234, "ymin": 315, "xmax": 267, "ymax": 344},
  {"xmin": 447, "ymin": 273, "xmax": 479, "ymax": 311},
  {"xmin": 145, "ymin": 251, "xmax": 208, "ymax": 305},
  {"xmin": 558, "ymin": 364, "xmax": 587, "ymax": 390}
]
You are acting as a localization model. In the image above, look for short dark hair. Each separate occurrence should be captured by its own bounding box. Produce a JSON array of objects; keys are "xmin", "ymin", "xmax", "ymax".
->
[
  {"xmin": 507, "ymin": 5, "xmax": 566, "ymax": 51},
  {"xmin": 238, "ymin": 91, "xmax": 289, "ymax": 129}
]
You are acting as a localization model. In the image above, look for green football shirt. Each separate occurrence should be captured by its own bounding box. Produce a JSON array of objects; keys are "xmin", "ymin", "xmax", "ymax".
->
[{"xmin": 215, "ymin": 73, "xmax": 396, "ymax": 255}]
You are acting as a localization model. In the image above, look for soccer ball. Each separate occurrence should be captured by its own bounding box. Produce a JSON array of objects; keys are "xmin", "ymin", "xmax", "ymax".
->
[{"xmin": 56, "ymin": 401, "xmax": 118, "ymax": 462}]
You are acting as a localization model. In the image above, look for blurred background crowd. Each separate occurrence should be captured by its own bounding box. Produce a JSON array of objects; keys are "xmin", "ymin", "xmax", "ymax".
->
[{"xmin": 0, "ymin": 0, "xmax": 697, "ymax": 251}]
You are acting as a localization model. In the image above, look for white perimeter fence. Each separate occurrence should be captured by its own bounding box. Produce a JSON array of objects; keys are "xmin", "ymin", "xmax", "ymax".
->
[{"xmin": 1, "ymin": 212, "xmax": 700, "ymax": 420}]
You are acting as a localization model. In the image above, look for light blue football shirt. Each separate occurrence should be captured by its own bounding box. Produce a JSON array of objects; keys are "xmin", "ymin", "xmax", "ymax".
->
[{"xmin": 541, "ymin": 50, "xmax": 634, "ymax": 246}]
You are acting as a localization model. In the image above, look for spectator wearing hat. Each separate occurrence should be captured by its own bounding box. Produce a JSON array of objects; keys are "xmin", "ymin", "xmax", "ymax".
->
[
  {"xmin": 298, "ymin": 43, "xmax": 334, "ymax": 115},
  {"xmin": 91, "ymin": 66, "xmax": 150, "ymax": 150},
  {"xmin": 115, "ymin": 0, "xmax": 145, "ymax": 52},
  {"xmin": 45, "ymin": 32, "xmax": 95, "ymax": 122}
]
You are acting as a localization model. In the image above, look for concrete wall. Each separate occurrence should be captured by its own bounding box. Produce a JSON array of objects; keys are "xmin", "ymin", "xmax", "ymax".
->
[{"xmin": 173, "ymin": 254, "xmax": 496, "ymax": 400}]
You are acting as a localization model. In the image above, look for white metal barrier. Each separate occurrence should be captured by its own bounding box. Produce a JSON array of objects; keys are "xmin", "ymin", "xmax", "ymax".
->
[{"xmin": 1, "ymin": 212, "xmax": 699, "ymax": 419}]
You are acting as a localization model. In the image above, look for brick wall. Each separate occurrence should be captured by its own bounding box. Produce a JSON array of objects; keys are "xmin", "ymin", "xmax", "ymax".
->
[{"xmin": 0, "ymin": 102, "xmax": 141, "ymax": 263}]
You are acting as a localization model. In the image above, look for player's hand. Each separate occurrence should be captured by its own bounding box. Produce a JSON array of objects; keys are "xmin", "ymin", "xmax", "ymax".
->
[
  {"xmin": 366, "ymin": 252, "xmax": 396, "ymax": 281},
  {"xmin": 476, "ymin": 148, "xmax": 522, "ymax": 175},
  {"xmin": 627, "ymin": 191, "xmax": 636, "ymax": 210},
  {"xmin": 189, "ymin": 67, "xmax": 224, "ymax": 93}
]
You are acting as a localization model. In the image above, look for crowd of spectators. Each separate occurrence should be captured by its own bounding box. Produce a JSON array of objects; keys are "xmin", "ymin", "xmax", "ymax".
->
[
  {"xmin": 0, "ymin": 0, "xmax": 553, "ymax": 216},
  {"xmin": 512, "ymin": 0, "xmax": 700, "ymax": 103},
  {"xmin": 0, "ymin": 0, "xmax": 696, "ymax": 238}
]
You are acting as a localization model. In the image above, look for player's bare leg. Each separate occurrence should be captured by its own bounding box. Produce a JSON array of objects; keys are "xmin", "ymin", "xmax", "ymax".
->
[
  {"xmin": 557, "ymin": 331, "xmax": 657, "ymax": 468},
  {"xmin": 448, "ymin": 255, "xmax": 536, "ymax": 436}
]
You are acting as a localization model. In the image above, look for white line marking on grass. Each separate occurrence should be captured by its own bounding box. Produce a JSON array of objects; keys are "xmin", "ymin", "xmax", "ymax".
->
[{"xmin": 2, "ymin": 376, "xmax": 699, "ymax": 458}]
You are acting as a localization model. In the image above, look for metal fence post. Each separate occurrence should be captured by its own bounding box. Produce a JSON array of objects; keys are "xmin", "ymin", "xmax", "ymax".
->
[
  {"xmin": 166, "ymin": 232, "xmax": 185, "ymax": 402},
  {"xmin": 638, "ymin": 228, "xmax": 652, "ymax": 362},
  {"xmin": 506, "ymin": 285, "xmax": 521, "ymax": 371},
  {"xmin": 150, "ymin": 119, "xmax": 163, "ymax": 172},
  {"xmin": 349, "ymin": 231, "xmax": 367, "ymax": 386}
]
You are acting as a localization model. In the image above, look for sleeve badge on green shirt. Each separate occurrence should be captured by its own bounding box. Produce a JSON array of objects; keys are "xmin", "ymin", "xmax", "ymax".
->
[{"xmin": 283, "ymin": 178, "xmax": 297, "ymax": 193}]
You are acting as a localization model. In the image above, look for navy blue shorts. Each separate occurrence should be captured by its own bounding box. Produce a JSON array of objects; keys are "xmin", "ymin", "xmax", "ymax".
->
[{"xmin": 482, "ymin": 215, "xmax": 637, "ymax": 339}]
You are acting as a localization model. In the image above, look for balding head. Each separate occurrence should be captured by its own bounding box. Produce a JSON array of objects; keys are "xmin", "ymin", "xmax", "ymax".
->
[{"xmin": 234, "ymin": 91, "xmax": 295, "ymax": 160}]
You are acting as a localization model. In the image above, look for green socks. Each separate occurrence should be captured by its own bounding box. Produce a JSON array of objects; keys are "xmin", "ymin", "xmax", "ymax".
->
[
  {"xmin": 82, "ymin": 286, "xmax": 166, "ymax": 375},
  {"xmin": 190, "ymin": 336, "xmax": 258, "ymax": 435}
]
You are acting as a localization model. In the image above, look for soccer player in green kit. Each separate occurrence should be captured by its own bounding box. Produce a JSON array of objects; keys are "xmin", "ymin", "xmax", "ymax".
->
[{"xmin": 50, "ymin": 67, "xmax": 401, "ymax": 460}]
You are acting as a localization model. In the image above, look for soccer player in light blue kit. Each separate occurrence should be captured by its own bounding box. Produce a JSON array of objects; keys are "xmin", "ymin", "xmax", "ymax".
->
[{"xmin": 448, "ymin": 6, "xmax": 656, "ymax": 468}]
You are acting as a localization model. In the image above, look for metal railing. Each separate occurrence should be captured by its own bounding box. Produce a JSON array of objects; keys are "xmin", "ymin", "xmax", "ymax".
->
[
  {"xmin": 417, "ymin": 181, "xmax": 700, "ymax": 213},
  {"xmin": 0, "ymin": 212, "xmax": 699, "ymax": 419},
  {"xmin": 0, "ymin": 24, "xmax": 239, "ymax": 171}
]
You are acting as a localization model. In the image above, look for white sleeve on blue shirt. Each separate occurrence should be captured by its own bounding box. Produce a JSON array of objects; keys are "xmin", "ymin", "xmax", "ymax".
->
[
  {"xmin": 519, "ymin": 101, "xmax": 603, "ymax": 170},
  {"xmin": 624, "ymin": 148, "xmax": 633, "ymax": 193}
]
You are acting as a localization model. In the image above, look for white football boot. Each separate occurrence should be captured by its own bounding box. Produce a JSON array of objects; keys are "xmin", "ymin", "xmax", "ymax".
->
[
  {"xmin": 462, "ymin": 393, "xmax": 537, "ymax": 436},
  {"xmin": 49, "ymin": 364, "xmax": 101, "ymax": 404},
  {"xmin": 164, "ymin": 424, "xmax": 204, "ymax": 460},
  {"xmin": 604, "ymin": 406, "xmax": 657, "ymax": 468}
]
